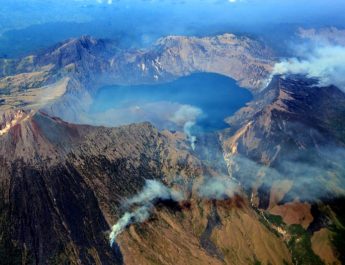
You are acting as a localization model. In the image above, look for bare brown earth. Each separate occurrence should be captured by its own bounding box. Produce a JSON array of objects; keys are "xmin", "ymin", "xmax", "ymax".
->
[
  {"xmin": 311, "ymin": 228, "xmax": 341, "ymax": 265},
  {"xmin": 0, "ymin": 111, "xmax": 206, "ymax": 264},
  {"xmin": 270, "ymin": 202, "xmax": 313, "ymax": 229},
  {"xmin": 219, "ymin": 75, "xmax": 345, "ymax": 264},
  {"xmin": 0, "ymin": 110, "xmax": 294, "ymax": 265},
  {"xmin": 221, "ymin": 75, "xmax": 345, "ymax": 203},
  {"xmin": 118, "ymin": 198, "xmax": 292, "ymax": 265},
  {"xmin": 0, "ymin": 34, "xmax": 276, "ymax": 264},
  {"xmin": 1, "ymin": 33, "xmax": 345, "ymax": 265}
]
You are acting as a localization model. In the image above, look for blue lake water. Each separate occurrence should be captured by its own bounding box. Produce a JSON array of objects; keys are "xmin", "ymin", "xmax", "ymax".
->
[{"xmin": 90, "ymin": 73, "xmax": 253, "ymax": 131}]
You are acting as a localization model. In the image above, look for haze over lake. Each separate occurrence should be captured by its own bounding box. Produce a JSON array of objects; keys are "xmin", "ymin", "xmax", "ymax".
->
[{"xmin": 90, "ymin": 73, "xmax": 253, "ymax": 131}]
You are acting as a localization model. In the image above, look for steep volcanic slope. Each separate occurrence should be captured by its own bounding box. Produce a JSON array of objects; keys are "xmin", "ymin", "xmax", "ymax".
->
[
  {"xmin": 0, "ymin": 111, "xmax": 295, "ymax": 265},
  {"xmin": 115, "ymin": 34, "xmax": 274, "ymax": 90},
  {"xmin": 0, "ymin": 111, "xmax": 205, "ymax": 265},
  {"xmin": 116, "ymin": 198, "xmax": 291, "ymax": 265},
  {"xmin": 1, "ymin": 32, "xmax": 345, "ymax": 265},
  {"xmin": 221, "ymin": 75, "xmax": 345, "ymax": 172},
  {"xmin": 0, "ymin": 34, "xmax": 273, "ymax": 89},
  {"xmin": 220, "ymin": 75, "xmax": 345, "ymax": 264}
]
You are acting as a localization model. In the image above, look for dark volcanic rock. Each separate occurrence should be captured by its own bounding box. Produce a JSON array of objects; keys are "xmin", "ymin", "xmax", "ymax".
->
[
  {"xmin": 0, "ymin": 112, "xmax": 203, "ymax": 265},
  {"xmin": 221, "ymin": 75, "xmax": 345, "ymax": 203}
]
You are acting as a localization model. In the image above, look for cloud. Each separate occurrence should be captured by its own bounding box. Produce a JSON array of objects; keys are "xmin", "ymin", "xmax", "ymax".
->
[
  {"xmin": 183, "ymin": 121, "xmax": 197, "ymax": 150},
  {"xmin": 126, "ymin": 179, "xmax": 184, "ymax": 206},
  {"xmin": 170, "ymin": 105, "xmax": 203, "ymax": 150},
  {"xmin": 85, "ymin": 101, "xmax": 202, "ymax": 131},
  {"xmin": 109, "ymin": 176, "xmax": 239, "ymax": 245},
  {"xmin": 298, "ymin": 27, "xmax": 345, "ymax": 47},
  {"xmin": 109, "ymin": 205, "xmax": 150, "ymax": 246},
  {"xmin": 109, "ymin": 180, "xmax": 185, "ymax": 246},
  {"xmin": 196, "ymin": 176, "xmax": 239, "ymax": 200},
  {"xmin": 227, "ymin": 148, "xmax": 345, "ymax": 202},
  {"xmin": 170, "ymin": 105, "xmax": 202, "ymax": 126},
  {"xmin": 109, "ymin": 145, "xmax": 345, "ymax": 247},
  {"xmin": 83, "ymin": 100, "xmax": 203, "ymax": 150},
  {"xmin": 95, "ymin": 0, "xmax": 112, "ymax": 4},
  {"xmin": 272, "ymin": 45, "xmax": 345, "ymax": 91},
  {"xmin": 226, "ymin": 0, "xmax": 245, "ymax": 3}
]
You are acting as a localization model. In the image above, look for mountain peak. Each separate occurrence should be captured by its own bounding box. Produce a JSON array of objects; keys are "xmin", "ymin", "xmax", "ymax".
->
[{"xmin": 35, "ymin": 35, "xmax": 111, "ymax": 69}]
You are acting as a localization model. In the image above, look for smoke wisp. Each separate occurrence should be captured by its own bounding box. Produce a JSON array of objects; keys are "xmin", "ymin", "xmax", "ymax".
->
[
  {"xmin": 227, "ymin": 147, "xmax": 345, "ymax": 202},
  {"xmin": 170, "ymin": 105, "xmax": 203, "ymax": 150},
  {"xmin": 109, "ymin": 145, "xmax": 345, "ymax": 247},
  {"xmin": 109, "ymin": 205, "xmax": 150, "ymax": 246},
  {"xmin": 109, "ymin": 179, "xmax": 185, "ymax": 246},
  {"xmin": 196, "ymin": 176, "xmax": 239, "ymax": 200},
  {"xmin": 109, "ymin": 176, "xmax": 239, "ymax": 246},
  {"xmin": 126, "ymin": 179, "xmax": 185, "ymax": 206},
  {"xmin": 272, "ymin": 45, "xmax": 345, "ymax": 91}
]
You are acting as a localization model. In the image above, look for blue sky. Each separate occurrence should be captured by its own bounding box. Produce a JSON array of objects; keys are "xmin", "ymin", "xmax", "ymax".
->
[{"xmin": 0, "ymin": 0, "xmax": 344, "ymax": 57}]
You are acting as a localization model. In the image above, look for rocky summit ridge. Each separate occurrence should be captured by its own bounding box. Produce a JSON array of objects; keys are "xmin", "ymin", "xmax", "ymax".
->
[
  {"xmin": 0, "ymin": 32, "xmax": 344, "ymax": 265},
  {"xmin": 0, "ymin": 33, "xmax": 274, "ymax": 122}
]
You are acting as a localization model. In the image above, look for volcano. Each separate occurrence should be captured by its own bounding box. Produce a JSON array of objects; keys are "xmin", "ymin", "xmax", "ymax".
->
[{"xmin": 0, "ymin": 25, "xmax": 345, "ymax": 265}]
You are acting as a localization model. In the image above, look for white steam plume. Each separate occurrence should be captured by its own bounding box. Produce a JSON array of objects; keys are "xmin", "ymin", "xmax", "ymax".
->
[
  {"xmin": 170, "ymin": 105, "xmax": 203, "ymax": 150},
  {"xmin": 126, "ymin": 179, "xmax": 184, "ymax": 206},
  {"xmin": 109, "ymin": 205, "xmax": 150, "ymax": 246},
  {"xmin": 227, "ymin": 149, "xmax": 345, "ymax": 202},
  {"xmin": 109, "ymin": 180, "xmax": 184, "ymax": 246},
  {"xmin": 184, "ymin": 121, "xmax": 197, "ymax": 150},
  {"xmin": 272, "ymin": 45, "xmax": 345, "ymax": 91},
  {"xmin": 109, "ymin": 176, "xmax": 239, "ymax": 246},
  {"xmin": 197, "ymin": 177, "xmax": 239, "ymax": 200}
]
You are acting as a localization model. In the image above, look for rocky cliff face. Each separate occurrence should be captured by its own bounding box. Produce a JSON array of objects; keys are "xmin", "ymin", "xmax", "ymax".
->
[
  {"xmin": 0, "ymin": 111, "xmax": 207, "ymax": 265},
  {"xmin": 222, "ymin": 75, "xmax": 345, "ymax": 166},
  {"xmin": 114, "ymin": 34, "xmax": 274, "ymax": 90},
  {"xmin": 1, "ymin": 33, "xmax": 345, "ymax": 265},
  {"xmin": 219, "ymin": 75, "xmax": 345, "ymax": 264},
  {"xmin": 0, "ymin": 33, "xmax": 274, "ymax": 123},
  {"xmin": 220, "ymin": 76, "xmax": 345, "ymax": 169},
  {"xmin": 0, "ymin": 111, "xmax": 295, "ymax": 265},
  {"xmin": 220, "ymin": 75, "xmax": 345, "ymax": 205}
]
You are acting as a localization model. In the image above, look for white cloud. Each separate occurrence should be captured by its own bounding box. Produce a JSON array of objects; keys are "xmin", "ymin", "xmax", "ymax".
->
[
  {"xmin": 95, "ymin": 0, "xmax": 112, "ymax": 4},
  {"xmin": 109, "ymin": 176, "xmax": 239, "ymax": 245},
  {"xmin": 170, "ymin": 105, "xmax": 203, "ymax": 150},
  {"xmin": 273, "ymin": 45, "xmax": 345, "ymax": 91},
  {"xmin": 197, "ymin": 176, "xmax": 239, "ymax": 200},
  {"xmin": 109, "ymin": 180, "xmax": 185, "ymax": 245}
]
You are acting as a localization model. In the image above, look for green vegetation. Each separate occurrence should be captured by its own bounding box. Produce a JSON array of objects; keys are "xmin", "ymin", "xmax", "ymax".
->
[
  {"xmin": 327, "ymin": 198, "xmax": 345, "ymax": 264},
  {"xmin": 256, "ymin": 209, "xmax": 326, "ymax": 265},
  {"xmin": 257, "ymin": 212, "xmax": 282, "ymax": 238},
  {"xmin": 264, "ymin": 213, "xmax": 284, "ymax": 227},
  {"xmin": 287, "ymin": 224, "xmax": 324, "ymax": 265},
  {"xmin": 330, "ymin": 225, "xmax": 345, "ymax": 264},
  {"xmin": 252, "ymin": 256, "xmax": 262, "ymax": 265}
]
